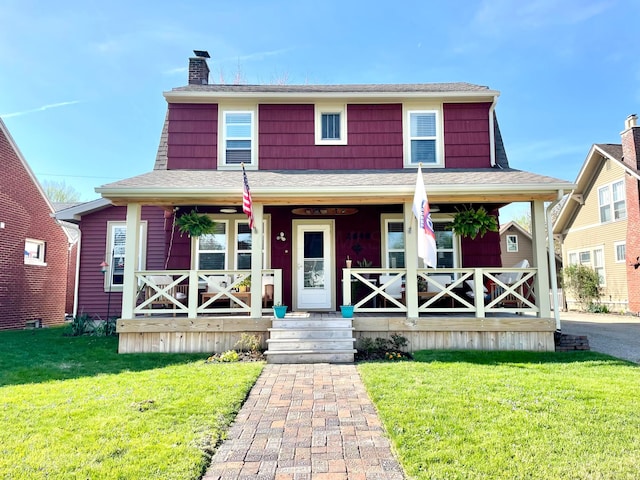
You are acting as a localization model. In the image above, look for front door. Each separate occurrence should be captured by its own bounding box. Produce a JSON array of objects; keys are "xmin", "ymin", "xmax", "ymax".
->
[{"xmin": 294, "ymin": 221, "xmax": 334, "ymax": 310}]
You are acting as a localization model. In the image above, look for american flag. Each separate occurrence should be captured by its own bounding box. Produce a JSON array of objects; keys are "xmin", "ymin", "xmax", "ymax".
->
[{"xmin": 242, "ymin": 164, "xmax": 254, "ymax": 230}]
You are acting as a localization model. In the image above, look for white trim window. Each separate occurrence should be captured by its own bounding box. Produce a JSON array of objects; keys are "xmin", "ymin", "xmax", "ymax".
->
[
  {"xmin": 24, "ymin": 239, "xmax": 46, "ymax": 265},
  {"xmin": 222, "ymin": 110, "xmax": 255, "ymax": 166},
  {"xmin": 314, "ymin": 104, "xmax": 347, "ymax": 145},
  {"xmin": 105, "ymin": 222, "xmax": 147, "ymax": 291},
  {"xmin": 406, "ymin": 110, "xmax": 440, "ymax": 166},
  {"xmin": 568, "ymin": 247, "xmax": 605, "ymax": 286},
  {"xmin": 598, "ymin": 180, "xmax": 626, "ymax": 223},
  {"xmin": 506, "ymin": 234, "xmax": 518, "ymax": 253},
  {"xmin": 195, "ymin": 217, "xmax": 269, "ymax": 270},
  {"xmin": 382, "ymin": 217, "xmax": 456, "ymax": 268},
  {"xmin": 614, "ymin": 242, "xmax": 626, "ymax": 263},
  {"xmin": 196, "ymin": 221, "xmax": 228, "ymax": 269}
]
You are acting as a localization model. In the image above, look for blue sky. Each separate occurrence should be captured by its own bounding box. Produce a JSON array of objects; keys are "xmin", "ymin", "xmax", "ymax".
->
[{"xmin": 1, "ymin": 0, "xmax": 639, "ymax": 221}]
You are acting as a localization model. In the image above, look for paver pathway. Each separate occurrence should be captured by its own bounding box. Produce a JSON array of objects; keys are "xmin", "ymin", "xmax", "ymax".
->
[{"xmin": 203, "ymin": 363, "xmax": 405, "ymax": 480}]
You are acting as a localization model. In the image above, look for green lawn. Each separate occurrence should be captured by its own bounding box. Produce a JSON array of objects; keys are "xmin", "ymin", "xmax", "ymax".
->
[
  {"xmin": 0, "ymin": 327, "xmax": 263, "ymax": 480},
  {"xmin": 359, "ymin": 350, "xmax": 640, "ymax": 480}
]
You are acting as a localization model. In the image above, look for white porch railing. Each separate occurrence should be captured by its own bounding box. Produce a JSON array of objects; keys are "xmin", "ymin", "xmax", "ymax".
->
[
  {"xmin": 131, "ymin": 269, "xmax": 282, "ymax": 317},
  {"xmin": 342, "ymin": 266, "xmax": 539, "ymax": 317}
]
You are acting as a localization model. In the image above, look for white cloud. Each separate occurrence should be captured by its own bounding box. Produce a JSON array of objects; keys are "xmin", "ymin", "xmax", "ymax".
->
[{"xmin": 0, "ymin": 101, "xmax": 80, "ymax": 119}]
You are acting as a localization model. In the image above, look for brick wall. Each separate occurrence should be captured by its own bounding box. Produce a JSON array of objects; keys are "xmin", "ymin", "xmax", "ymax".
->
[
  {"xmin": 621, "ymin": 120, "xmax": 640, "ymax": 313},
  {"xmin": 0, "ymin": 123, "xmax": 70, "ymax": 330}
]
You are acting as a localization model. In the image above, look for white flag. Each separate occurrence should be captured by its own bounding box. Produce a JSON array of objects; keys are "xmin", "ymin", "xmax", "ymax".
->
[{"xmin": 412, "ymin": 165, "xmax": 438, "ymax": 268}]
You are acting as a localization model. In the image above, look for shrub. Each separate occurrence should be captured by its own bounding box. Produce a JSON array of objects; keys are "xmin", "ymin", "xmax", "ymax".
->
[
  {"xmin": 562, "ymin": 264, "xmax": 600, "ymax": 310},
  {"xmin": 235, "ymin": 333, "xmax": 263, "ymax": 353}
]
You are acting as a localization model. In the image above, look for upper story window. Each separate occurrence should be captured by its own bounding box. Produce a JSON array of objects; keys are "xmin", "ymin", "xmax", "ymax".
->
[
  {"xmin": 315, "ymin": 104, "xmax": 347, "ymax": 145},
  {"xmin": 221, "ymin": 110, "xmax": 256, "ymax": 167},
  {"xmin": 105, "ymin": 222, "xmax": 147, "ymax": 291},
  {"xmin": 615, "ymin": 242, "xmax": 626, "ymax": 263},
  {"xmin": 24, "ymin": 239, "xmax": 46, "ymax": 265},
  {"xmin": 506, "ymin": 234, "xmax": 518, "ymax": 252},
  {"xmin": 404, "ymin": 108, "xmax": 442, "ymax": 167},
  {"xmin": 598, "ymin": 180, "xmax": 626, "ymax": 223}
]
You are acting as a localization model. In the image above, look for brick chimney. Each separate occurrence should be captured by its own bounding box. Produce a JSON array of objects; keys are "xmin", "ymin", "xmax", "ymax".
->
[
  {"xmin": 622, "ymin": 114, "xmax": 640, "ymax": 313},
  {"xmin": 621, "ymin": 114, "xmax": 640, "ymax": 170},
  {"xmin": 188, "ymin": 50, "xmax": 210, "ymax": 85}
]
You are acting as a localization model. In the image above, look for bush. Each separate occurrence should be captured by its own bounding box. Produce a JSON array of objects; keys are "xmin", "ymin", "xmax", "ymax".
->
[
  {"xmin": 562, "ymin": 265, "xmax": 600, "ymax": 310},
  {"xmin": 356, "ymin": 334, "xmax": 411, "ymax": 362},
  {"xmin": 234, "ymin": 333, "xmax": 263, "ymax": 353}
]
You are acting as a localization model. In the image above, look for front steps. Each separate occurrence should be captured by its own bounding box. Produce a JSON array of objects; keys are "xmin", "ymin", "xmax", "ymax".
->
[{"xmin": 265, "ymin": 317, "xmax": 356, "ymax": 364}]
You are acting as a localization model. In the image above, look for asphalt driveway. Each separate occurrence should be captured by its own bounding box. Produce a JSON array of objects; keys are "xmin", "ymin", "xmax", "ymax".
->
[{"xmin": 559, "ymin": 311, "xmax": 640, "ymax": 364}]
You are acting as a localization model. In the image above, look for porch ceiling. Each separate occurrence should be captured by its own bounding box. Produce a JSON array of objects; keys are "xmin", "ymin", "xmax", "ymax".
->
[{"xmin": 96, "ymin": 168, "xmax": 575, "ymax": 207}]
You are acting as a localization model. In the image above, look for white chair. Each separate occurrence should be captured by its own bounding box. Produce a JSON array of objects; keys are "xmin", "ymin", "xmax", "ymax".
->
[
  {"xmin": 426, "ymin": 274, "xmax": 452, "ymax": 293},
  {"xmin": 379, "ymin": 274, "xmax": 403, "ymax": 306},
  {"xmin": 464, "ymin": 279, "xmax": 489, "ymax": 301},
  {"xmin": 145, "ymin": 275, "xmax": 187, "ymax": 313},
  {"xmin": 493, "ymin": 259, "xmax": 530, "ymax": 307}
]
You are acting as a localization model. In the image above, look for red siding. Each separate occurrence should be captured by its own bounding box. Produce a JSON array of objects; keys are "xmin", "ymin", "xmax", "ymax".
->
[
  {"xmin": 259, "ymin": 104, "xmax": 404, "ymax": 170},
  {"xmin": 443, "ymin": 103, "xmax": 492, "ymax": 168},
  {"xmin": 167, "ymin": 104, "xmax": 218, "ymax": 169},
  {"xmin": 0, "ymin": 126, "xmax": 71, "ymax": 330},
  {"xmin": 77, "ymin": 206, "xmax": 166, "ymax": 319}
]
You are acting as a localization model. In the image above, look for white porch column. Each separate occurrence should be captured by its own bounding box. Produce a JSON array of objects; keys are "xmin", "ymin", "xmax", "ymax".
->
[
  {"xmin": 404, "ymin": 200, "xmax": 419, "ymax": 319},
  {"xmin": 121, "ymin": 203, "xmax": 141, "ymax": 319},
  {"xmin": 250, "ymin": 203, "xmax": 264, "ymax": 318},
  {"xmin": 531, "ymin": 200, "xmax": 551, "ymax": 318}
]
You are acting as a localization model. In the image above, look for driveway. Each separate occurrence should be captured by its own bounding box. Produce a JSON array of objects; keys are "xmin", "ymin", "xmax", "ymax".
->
[{"xmin": 559, "ymin": 311, "xmax": 640, "ymax": 364}]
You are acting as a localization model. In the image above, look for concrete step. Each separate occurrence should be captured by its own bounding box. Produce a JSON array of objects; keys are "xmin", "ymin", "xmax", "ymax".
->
[
  {"xmin": 271, "ymin": 319, "xmax": 352, "ymax": 329},
  {"xmin": 265, "ymin": 350, "xmax": 356, "ymax": 364},
  {"xmin": 266, "ymin": 338, "xmax": 356, "ymax": 351},
  {"xmin": 268, "ymin": 328, "xmax": 355, "ymax": 340}
]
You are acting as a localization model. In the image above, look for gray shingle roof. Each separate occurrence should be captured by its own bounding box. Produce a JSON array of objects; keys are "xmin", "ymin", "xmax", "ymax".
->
[
  {"xmin": 171, "ymin": 82, "xmax": 496, "ymax": 94},
  {"xmin": 595, "ymin": 143, "xmax": 623, "ymax": 161}
]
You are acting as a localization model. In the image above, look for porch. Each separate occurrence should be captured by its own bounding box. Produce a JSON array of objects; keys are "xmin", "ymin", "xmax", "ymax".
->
[{"xmin": 115, "ymin": 265, "xmax": 556, "ymax": 355}]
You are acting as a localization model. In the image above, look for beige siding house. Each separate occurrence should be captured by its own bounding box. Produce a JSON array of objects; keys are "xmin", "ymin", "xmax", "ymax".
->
[{"xmin": 554, "ymin": 115, "xmax": 640, "ymax": 313}]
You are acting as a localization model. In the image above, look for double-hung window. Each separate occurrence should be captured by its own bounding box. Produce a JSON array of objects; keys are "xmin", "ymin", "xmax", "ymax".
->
[
  {"xmin": 506, "ymin": 235, "xmax": 518, "ymax": 252},
  {"xmin": 223, "ymin": 111, "xmax": 254, "ymax": 165},
  {"xmin": 382, "ymin": 217, "xmax": 456, "ymax": 268},
  {"xmin": 105, "ymin": 222, "xmax": 147, "ymax": 291},
  {"xmin": 568, "ymin": 247, "xmax": 605, "ymax": 286},
  {"xmin": 407, "ymin": 110, "xmax": 439, "ymax": 166},
  {"xmin": 196, "ymin": 222, "xmax": 228, "ymax": 269},
  {"xmin": 598, "ymin": 180, "xmax": 626, "ymax": 223},
  {"xmin": 315, "ymin": 104, "xmax": 347, "ymax": 145},
  {"xmin": 615, "ymin": 242, "xmax": 626, "ymax": 263}
]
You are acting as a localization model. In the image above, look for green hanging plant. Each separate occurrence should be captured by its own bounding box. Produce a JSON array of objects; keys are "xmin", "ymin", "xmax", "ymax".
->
[
  {"xmin": 448, "ymin": 205, "xmax": 498, "ymax": 239},
  {"xmin": 175, "ymin": 210, "xmax": 217, "ymax": 237}
]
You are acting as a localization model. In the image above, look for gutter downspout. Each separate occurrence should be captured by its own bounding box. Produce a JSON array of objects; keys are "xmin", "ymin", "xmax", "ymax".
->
[
  {"xmin": 546, "ymin": 191, "xmax": 564, "ymax": 330},
  {"xmin": 489, "ymin": 96, "xmax": 498, "ymax": 167}
]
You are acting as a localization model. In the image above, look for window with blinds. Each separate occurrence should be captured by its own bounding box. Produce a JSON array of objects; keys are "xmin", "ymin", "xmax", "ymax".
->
[
  {"xmin": 409, "ymin": 111, "xmax": 438, "ymax": 165},
  {"xmin": 224, "ymin": 111, "xmax": 253, "ymax": 165}
]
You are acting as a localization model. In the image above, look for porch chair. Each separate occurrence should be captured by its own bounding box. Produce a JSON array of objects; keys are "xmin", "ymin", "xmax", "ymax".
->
[
  {"xmin": 425, "ymin": 274, "xmax": 453, "ymax": 307},
  {"xmin": 492, "ymin": 259, "xmax": 530, "ymax": 308},
  {"xmin": 203, "ymin": 275, "xmax": 232, "ymax": 306},
  {"xmin": 145, "ymin": 275, "xmax": 187, "ymax": 314},
  {"xmin": 379, "ymin": 274, "xmax": 404, "ymax": 307}
]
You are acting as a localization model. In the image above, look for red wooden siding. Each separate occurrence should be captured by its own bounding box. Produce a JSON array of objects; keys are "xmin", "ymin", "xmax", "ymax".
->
[
  {"xmin": 443, "ymin": 103, "xmax": 492, "ymax": 168},
  {"xmin": 76, "ymin": 206, "xmax": 166, "ymax": 319},
  {"xmin": 167, "ymin": 104, "xmax": 218, "ymax": 169},
  {"xmin": 0, "ymin": 126, "xmax": 71, "ymax": 330},
  {"xmin": 258, "ymin": 104, "xmax": 404, "ymax": 170}
]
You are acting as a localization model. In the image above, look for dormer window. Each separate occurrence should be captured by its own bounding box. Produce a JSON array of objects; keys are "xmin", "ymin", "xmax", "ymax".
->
[
  {"xmin": 220, "ymin": 108, "xmax": 257, "ymax": 167},
  {"xmin": 315, "ymin": 104, "xmax": 347, "ymax": 145}
]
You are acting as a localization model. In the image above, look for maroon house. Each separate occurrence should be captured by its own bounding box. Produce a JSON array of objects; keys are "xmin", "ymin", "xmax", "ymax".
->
[
  {"xmin": 59, "ymin": 52, "xmax": 574, "ymax": 360},
  {"xmin": 0, "ymin": 118, "xmax": 74, "ymax": 330}
]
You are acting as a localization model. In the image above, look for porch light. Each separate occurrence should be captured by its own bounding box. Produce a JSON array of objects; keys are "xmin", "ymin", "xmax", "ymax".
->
[
  {"xmin": 220, "ymin": 208, "xmax": 237, "ymax": 214},
  {"xmin": 100, "ymin": 261, "xmax": 108, "ymax": 274}
]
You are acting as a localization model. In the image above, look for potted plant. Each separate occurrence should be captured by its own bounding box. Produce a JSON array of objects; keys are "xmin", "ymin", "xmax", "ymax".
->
[
  {"xmin": 273, "ymin": 303, "xmax": 288, "ymax": 318},
  {"xmin": 340, "ymin": 304, "xmax": 354, "ymax": 318},
  {"xmin": 448, "ymin": 205, "xmax": 498, "ymax": 239},
  {"xmin": 236, "ymin": 275, "xmax": 251, "ymax": 292},
  {"xmin": 175, "ymin": 210, "xmax": 217, "ymax": 237}
]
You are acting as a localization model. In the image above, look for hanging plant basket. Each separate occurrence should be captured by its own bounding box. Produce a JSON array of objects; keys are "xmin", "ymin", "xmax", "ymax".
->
[
  {"xmin": 448, "ymin": 206, "xmax": 498, "ymax": 239},
  {"xmin": 175, "ymin": 210, "xmax": 217, "ymax": 237}
]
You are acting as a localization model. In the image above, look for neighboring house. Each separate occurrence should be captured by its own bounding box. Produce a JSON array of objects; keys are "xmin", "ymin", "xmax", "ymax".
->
[
  {"xmin": 500, "ymin": 220, "xmax": 562, "ymax": 281},
  {"xmin": 57, "ymin": 52, "xmax": 574, "ymax": 358},
  {"xmin": 0, "ymin": 118, "xmax": 75, "ymax": 330},
  {"xmin": 554, "ymin": 114, "xmax": 640, "ymax": 313}
]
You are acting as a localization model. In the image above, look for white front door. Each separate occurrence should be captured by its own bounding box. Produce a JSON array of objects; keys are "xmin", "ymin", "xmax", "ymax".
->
[{"xmin": 294, "ymin": 221, "xmax": 334, "ymax": 310}]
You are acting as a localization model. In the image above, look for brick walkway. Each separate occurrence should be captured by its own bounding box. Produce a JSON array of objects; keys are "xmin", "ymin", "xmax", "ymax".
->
[{"xmin": 203, "ymin": 364, "xmax": 405, "ymax": 480}]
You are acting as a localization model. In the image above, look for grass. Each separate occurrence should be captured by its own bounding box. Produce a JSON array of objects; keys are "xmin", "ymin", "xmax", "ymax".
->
[
  {"xmin": 0, "ymin": 327, "xmax": 263, "ymax": 479},
  {"xmin": 359, "ymin": 350, "xmax": 640, "ymax": 480}
]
